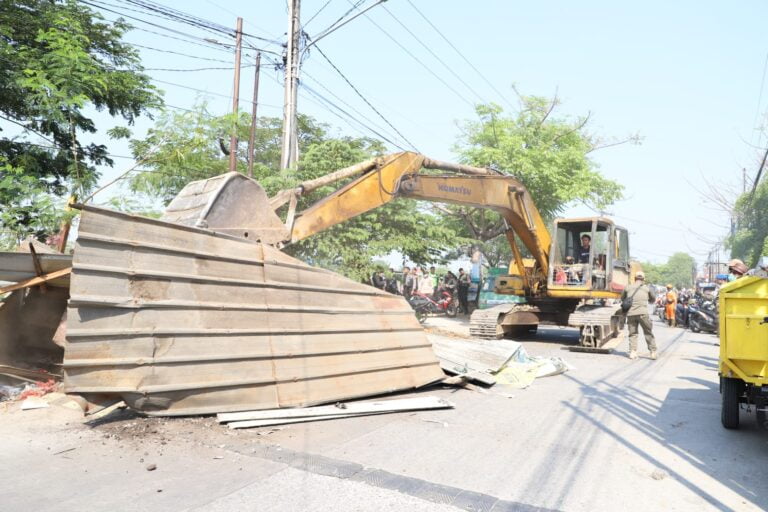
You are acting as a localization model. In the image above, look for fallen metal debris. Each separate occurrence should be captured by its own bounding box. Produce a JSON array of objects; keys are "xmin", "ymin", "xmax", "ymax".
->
[
  {"xmin": 218, "ymin": 396, "xmax": 453, "ymax": 429},
  {"xmin": 430, "ymin": 334, "xmax": 571, "ymax": 389},
  {"xmin": 430, "ymin": 335, "xmax": 521, "ymax": 386},
  {"xmin": 63, "ymin": 205, "xmax": 445, "ymax": 416}
]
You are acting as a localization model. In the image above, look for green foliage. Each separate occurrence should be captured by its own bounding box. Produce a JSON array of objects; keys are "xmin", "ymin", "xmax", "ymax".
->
[
  {"xmin": 0, "ymin": 157, "xmax": 66, "ymax": 249},
  {"xmin": 728, "ymin": 179, "xmax": 768, "ymax": 267},
  {"xmin": 128, "ymin": 105, "xmax": 328, "ymax": 203},
  {"xmin": 639, "ymin": 252, "xmax": 696, "ymax": 289},
  {"xmin": 0, "ymin": 0, "xmax": 160, "ymax": 237},
  {"xmin": 450, "ymin": 98, "xmax": 629, "ymax": 261}
]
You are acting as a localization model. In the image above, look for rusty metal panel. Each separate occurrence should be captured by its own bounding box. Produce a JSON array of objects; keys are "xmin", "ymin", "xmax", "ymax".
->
[{"xmin": 64, "ymin": 205, "xmax": 443, "ymax": 416}]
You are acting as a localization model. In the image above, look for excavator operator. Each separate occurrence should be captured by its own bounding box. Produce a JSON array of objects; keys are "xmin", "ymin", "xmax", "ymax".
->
[{"xmin": 577, "ymin": 235, "xmax": 592, "ymax": 264}]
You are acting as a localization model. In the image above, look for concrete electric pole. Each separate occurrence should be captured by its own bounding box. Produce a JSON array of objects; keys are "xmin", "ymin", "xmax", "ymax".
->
[
  {"xmin": 247, "ymin": 52, "xmax": 261, "ymax": 178},
  {"xmin": 228, "ymin": 17, "xmax": 244, "ymax": 173},
  {"xmin": 280, "ymin": 0, "xmax": 301, "ymax": 170}
]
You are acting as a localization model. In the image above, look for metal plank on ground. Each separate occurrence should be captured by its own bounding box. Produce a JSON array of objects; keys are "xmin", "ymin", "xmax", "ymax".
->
[{"xmin": 217, "ymin": 396, "xmax": 453, "ymax": 423}]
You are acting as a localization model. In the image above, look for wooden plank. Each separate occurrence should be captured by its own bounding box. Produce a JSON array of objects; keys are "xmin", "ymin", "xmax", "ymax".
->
[
  {"xmin": 217, "ymin": 396, "xmax": 452, "ymax": 423},
  {"xmin": 0, "ymin": 268, "xmax": 72, "ymax": 294},
  {"xmin": 28, "ymin": 243, "xmax": 47, "ymax": 292}
]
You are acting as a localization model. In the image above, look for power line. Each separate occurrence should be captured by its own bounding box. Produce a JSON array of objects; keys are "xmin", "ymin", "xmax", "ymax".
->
[
  {"xmin": 121, "ymin": 0, "xmax": 282, "ymax": 44},
  {"xmin": 2, "ymin": 139, "xmax": 134, "ymax": 160},
  {"xmin": 202, "ymin": 0, "xmax": 283, "ymax": 42},
  {"xmin": 129, "ymin": 42, "xmax": 232, "ymax": 63},
  {"xmin": 313, "ymin": 44, "xmax": 418, "ymax": 151},
  {"xmin": 379, "ymin": 3, "xmax": 486, "ymax": 104},
  {"xmin": 344, "ymin": 0, "xmax": 474, "ymax": 108},
  {"xmin": 145, "ymin": 64, "xmax": 253, "ymax": 72},
  {"xmin": 304, "ymin": 0, "xmax": 335, "ymax": 28},
  {"xmin": 252, "ymin": 59, "xmax": 396, "ymax": 146},
  {"xmin": 301, "ymin": 84, "xmax": 407, "ymax": 151},
  {"xmin": 404, "ymin": 0, "xmax": 516, "ymax": 111},
  {"xmin": 82, "ymin": 0, "xmax": 279, "ymax": 54},
  {"xmin": 151, "ymin": 78, "xmax": 281, "ymax": 109},
  {"xmin": 123, "ymin": 24, "xmax": 235, "ymax": 53},
  {"xmin": 313, "ymin": 0, "xmax": 365, "ymax": 41},
  {"xmin": 301, "ymin": 70, "xmax": 411, "ymax": 149}
]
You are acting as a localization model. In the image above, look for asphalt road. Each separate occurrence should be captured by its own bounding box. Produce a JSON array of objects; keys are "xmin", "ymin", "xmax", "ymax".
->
[{"xmin": 1, "ymin": 317, "xmax": 766, "ymax": 512}]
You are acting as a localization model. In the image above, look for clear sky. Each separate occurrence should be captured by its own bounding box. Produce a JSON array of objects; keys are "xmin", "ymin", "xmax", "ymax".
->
[{"xmin": 73, "ymin": 1, "xmax": 768, "ymax": 266}]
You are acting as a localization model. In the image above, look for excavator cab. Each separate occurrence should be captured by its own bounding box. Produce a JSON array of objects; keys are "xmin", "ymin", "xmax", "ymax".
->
[{"xmin": 547, "ymin": 218, "xmax": 630, "ymax": 298}]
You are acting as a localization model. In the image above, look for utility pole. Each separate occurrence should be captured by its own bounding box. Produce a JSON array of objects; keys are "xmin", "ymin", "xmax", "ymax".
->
[
  {"xmin": 280, "ymin": 0, "xmax": 301, "ymax": 170},
  {"xmin": 228, "ymin": 17, "xmax": 243, "ymax": 173},
  {"xmin": 247, "ymin": 52, "xmax": 261, "ymax": 178}
]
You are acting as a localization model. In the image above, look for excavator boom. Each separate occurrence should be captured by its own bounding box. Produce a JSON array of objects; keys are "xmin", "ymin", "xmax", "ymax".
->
[{"xmin": 287, "ymin": 152, "xmax": 551, "ymax": 279}]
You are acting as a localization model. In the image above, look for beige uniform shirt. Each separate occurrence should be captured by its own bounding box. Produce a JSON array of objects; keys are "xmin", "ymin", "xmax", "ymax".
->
[{"xmin": 621, "ymin": 282, "xmax": 656, "ymax": 317}]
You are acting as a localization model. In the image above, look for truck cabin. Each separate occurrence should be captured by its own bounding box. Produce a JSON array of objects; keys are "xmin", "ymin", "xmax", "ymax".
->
[{"xmin": 548, "ymin": 218, "xmax": 630, "ymax": 293}]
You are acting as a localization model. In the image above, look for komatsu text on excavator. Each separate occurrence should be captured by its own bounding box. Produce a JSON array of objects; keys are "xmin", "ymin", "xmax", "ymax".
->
[{"xmin": 169, "ymin": 152, "xmax": 636, "ymax": 352}]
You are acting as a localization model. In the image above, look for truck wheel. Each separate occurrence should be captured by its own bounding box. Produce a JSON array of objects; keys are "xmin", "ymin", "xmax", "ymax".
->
[{"xmin": 721, "ymin": 377, "xmax": 742, "ymax": 429}]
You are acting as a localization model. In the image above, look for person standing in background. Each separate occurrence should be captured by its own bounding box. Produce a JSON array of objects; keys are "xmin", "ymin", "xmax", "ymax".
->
[
  {"xmin": 665, "ymin": 284, "xmax": 677, "ymax": 327},
  {"xmin": 402, "ymin": 266, "xmax": 414, "ymax": 299},
  {"xmin": 457, "ymin": 268, "xmax": 470, "ymax": 314},
  {"xmin": 418, "ymin": 267, "xmax": 434, "ymax": 296}
]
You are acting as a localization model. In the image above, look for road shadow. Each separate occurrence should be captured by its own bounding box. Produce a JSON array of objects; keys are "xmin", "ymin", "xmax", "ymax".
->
[{"xmin": 557, "ymin": 362, "xmax": 768, "ymax": 510}]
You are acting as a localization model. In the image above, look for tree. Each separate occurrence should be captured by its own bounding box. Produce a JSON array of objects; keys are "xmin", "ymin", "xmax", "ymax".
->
[
  {"xmin": 448, "ymin": 98, "xmax": 631, "ymax": 262},
  {"xmin": 639, "ymin": 252, "xmax": 696, "ymax": 289},
  {"xmin": 0, "ymin": 0, "xmax": 161, "ymax": 243},
  {"xmin": 0, "ymin": 157, "xmax": 65, "ymax": 249},
  {"xmin": 728, "ymin": 178, "xmax": 768, "ymax": 267}
]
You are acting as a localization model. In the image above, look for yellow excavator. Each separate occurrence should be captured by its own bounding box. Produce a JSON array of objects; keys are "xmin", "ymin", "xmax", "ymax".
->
[{"xmin": 168, "ymin": 151, "xmax": 635, "ymax": 352}]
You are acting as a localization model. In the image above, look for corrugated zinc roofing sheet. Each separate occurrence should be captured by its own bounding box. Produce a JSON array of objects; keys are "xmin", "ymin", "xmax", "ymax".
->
[{"xmin": 63, "ymin": 205, "xmax": 443, "ymax": 416}]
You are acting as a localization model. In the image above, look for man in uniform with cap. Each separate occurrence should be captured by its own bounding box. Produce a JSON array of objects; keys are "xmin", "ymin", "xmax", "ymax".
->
[{"xmin": 621, "ymin": 271, "xmax": 657, "ymax": 360}]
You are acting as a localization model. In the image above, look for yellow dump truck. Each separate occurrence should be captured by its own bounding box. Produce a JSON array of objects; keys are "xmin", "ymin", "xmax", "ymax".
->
[{"xmin": 719, "ymin": 276, "xmax": 768, "ymax": 430}]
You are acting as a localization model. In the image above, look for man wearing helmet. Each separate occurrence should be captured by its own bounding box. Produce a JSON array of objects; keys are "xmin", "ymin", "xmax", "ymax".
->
[{"xmin": 621, "ymin": 271, "xmax": 657, "ymax": 360}]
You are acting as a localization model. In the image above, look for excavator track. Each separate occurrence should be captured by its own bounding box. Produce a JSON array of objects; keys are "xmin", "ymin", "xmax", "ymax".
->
[
  {"xmin": 469, "ymin": 304, "xmax": 534, "ymax": 339},
  {"xmin": 568, "ymin": 303, "xmax": 624, "ymax": 353}
]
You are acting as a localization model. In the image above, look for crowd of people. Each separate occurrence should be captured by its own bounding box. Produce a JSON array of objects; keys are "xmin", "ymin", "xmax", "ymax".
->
[{"xmin": 370, "ymin": 266, "xmax": 472, "ymax": 314}]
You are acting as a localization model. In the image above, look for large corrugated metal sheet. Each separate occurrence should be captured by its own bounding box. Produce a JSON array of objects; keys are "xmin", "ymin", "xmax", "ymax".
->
[{"xmin": 63, "ymin": 205, "xmax": 443, "ymax": 416}]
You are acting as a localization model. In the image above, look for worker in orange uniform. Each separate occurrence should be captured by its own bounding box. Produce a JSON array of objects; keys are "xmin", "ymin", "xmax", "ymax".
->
[{"xmin": 664, "ymin": 284, "xmax": 677, "ymax": 327}]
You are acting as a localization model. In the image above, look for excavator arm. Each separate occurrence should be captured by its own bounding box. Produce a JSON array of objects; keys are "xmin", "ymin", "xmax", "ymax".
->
[{"xmin": 283, "ymin": 151, "xmax": 552, "ymax": 280}]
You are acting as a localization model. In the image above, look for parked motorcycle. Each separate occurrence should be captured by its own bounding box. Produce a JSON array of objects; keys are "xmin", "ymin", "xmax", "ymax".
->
[
  {"xmin": 675, "ymin": 299, "xmax": 690, "ymax": 328},
  {"xmin": 408, "ymin": 290, "xmax": 457, "ymax": 323},
  {"xmin": 688, "ymin": 298, "xmax": 719, "ymax": 334}
]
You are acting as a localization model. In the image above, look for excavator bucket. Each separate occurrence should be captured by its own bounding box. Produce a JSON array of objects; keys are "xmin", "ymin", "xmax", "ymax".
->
[
  {"xmin": 162, "ymin": 172, "xmax": 290, "ymax": 245},
  {"xmin": 63, "ymin": 174, "xmax": 444, "ymax": 416}
]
